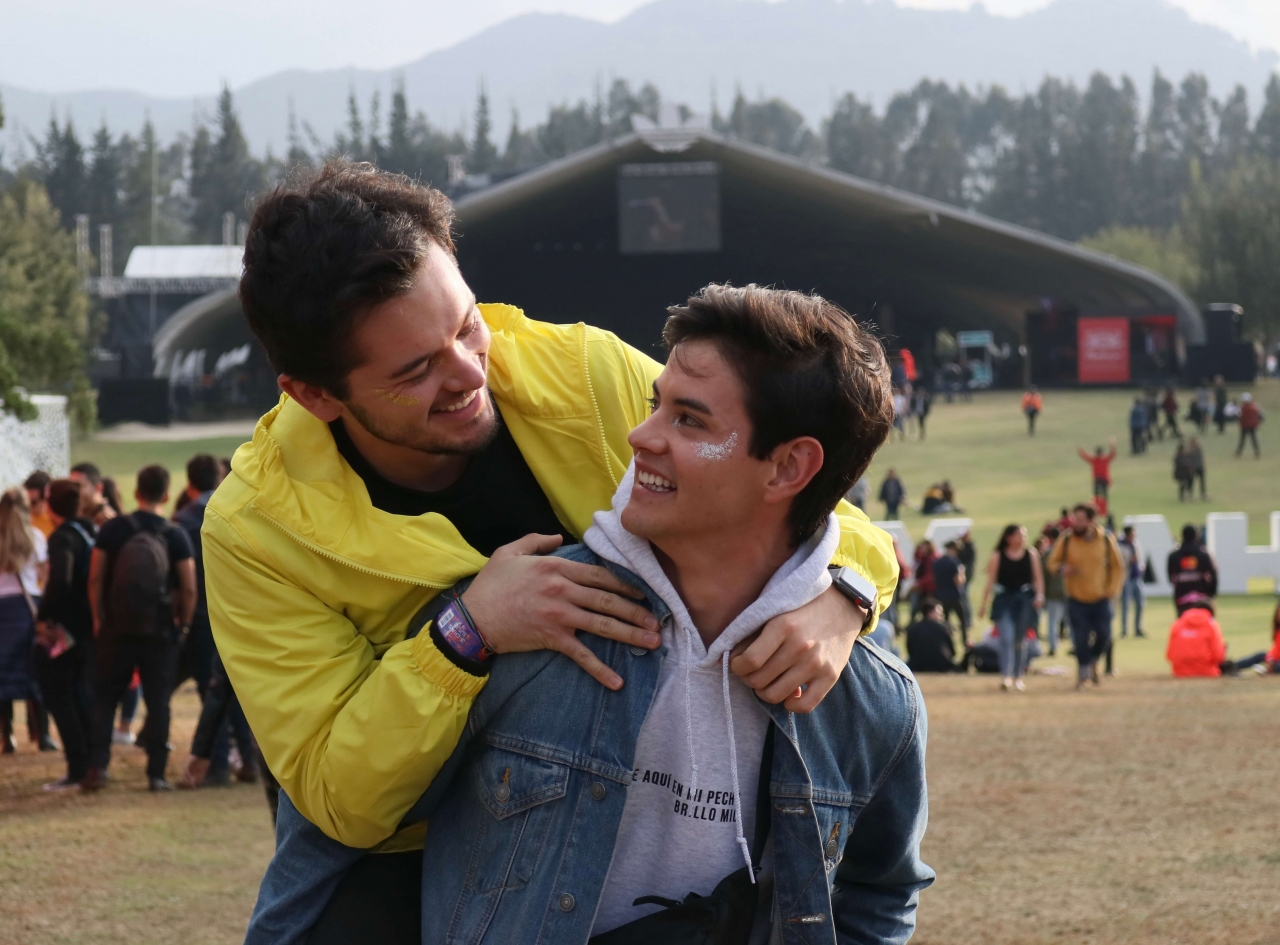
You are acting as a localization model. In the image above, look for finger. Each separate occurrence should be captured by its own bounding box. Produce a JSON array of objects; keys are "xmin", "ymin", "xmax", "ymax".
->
[
  {"xmin": 491, "ymin": 533, "xmax": 565, "ymax": 560},
  {"xmin": 556, "ymin": 560, "xmax": 649, "ymax": 601},
  {"xmin": 785, "ymin": 674, "xmax": 835, "ymax": 713},
  {"xmin": 565, "ymin": 585, "xmax": 661, "ymax": 640},
  {"xmin": 549, "ymin": 634, "xmax": 623, "ymax": 690},
  {"xmin": 733, "ymin": 633, "xmax": 811, "ymax": 690},
  {"xmin": 729, "ymin": 620, "xmax": 788, "ymax": 678},
  {"xmin": 565, "ymin": 604, "xmax": 661, "ymax": 648},
  {"xmin": 757, "ymin": 664, "xmax": 821, "ymax": 706}
]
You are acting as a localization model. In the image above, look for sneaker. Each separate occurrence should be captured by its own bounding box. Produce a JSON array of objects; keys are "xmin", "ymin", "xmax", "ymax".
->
[
  {"xmin": 1013, "ymin": 679, "xmax": 1026, "ymax": 692},
  {"xmin": 1134, "ymin": 630, "xmax": 1147, "ymax": 639},
  {"xmin": 148, "ymin": 777, "xmax": 175, "ymax": 792},
  {"xmin": 38, "ymin": 735, "xmax": 60, "ymax": 752},
  {"xmin": 81, "ymin": 768, "xmax": 109, "ymax": 793},
  {"xmin": 112, "ymin": 729, "xmax": 135, "ymax": 746},
  {"xmin": 1090, "ymin": 664, "xmax": 1101, "ymax": 685},
  {"xmin": 43, "ymin": 776, "xmax": 80, "ymax": 792},
  {"xmin": 1252, "ymin": 663, "xmax": 1271, "ymax": 676}
]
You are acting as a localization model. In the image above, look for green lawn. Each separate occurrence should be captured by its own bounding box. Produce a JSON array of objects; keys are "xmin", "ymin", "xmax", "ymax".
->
[{"xmin": 73, "ymin": 381, "xmax": 1280, "ymax": 666}]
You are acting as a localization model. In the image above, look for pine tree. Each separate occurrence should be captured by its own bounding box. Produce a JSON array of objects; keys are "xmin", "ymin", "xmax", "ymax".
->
[
  {"xmin": 85, "ymin": 123, "xmax": 122, "ymax": 267},
  {"xmin": 470, "ymin": 85, "xmax": 498, "ymax": 174},
  {"xmin": 1253, "ymin": 75, "xmax": 1280, "ymax": 161},
  {"xmin": 824, "ymin": 93, "xmax": 883, "ymax": 179},
  {"xmin": 1213, "ymin": 86, "xmax": 1250, "ymax": 176},
  {"xmin": 385, "ymin": 82, "xmax": 412, "ymax": 175},
  {"xmin": 35, "ymin": 117, "xmax": 87, "ymax": 230},
  {"xmin": 189, "ymin": 86, "xmax": 264, "ymax": 242}
]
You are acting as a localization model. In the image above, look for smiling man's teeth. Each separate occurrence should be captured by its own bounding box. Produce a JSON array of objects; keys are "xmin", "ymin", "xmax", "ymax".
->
[
  {"xmin": 439, "ymin": 391, "xmax": 477, "ymax": 413},
  {"xmin": 638, "ymin": 470, "xmax": 676, "ymax": 491}
]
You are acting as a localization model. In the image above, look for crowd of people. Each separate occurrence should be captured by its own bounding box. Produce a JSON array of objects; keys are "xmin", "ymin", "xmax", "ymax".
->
[
  {"xmin": 881, "ymin": 497, "xmax": 1280, "ymax": 689},
  {"xmin": 1, "ymin": 457, "xmax": 274, "ymax": 808}
]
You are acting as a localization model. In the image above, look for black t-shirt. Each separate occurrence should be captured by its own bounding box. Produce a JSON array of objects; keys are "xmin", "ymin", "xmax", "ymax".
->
[
  {"xmin": 330, "ymin": 416, "xmax": 572, "ymax": 557},
  {"xmin": 932, "ymin": 555, "xmax": 962, "ymax": 602},
  {"xmin": 97, "ymin": 511, "xmax": 195, "ymax": 568},
  {"xmin": 905, "ymin": 619, "xmax": 957, "ymax": 673}
]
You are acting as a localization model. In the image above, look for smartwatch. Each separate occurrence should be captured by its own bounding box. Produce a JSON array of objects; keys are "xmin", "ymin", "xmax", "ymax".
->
[{"xmin": 828, "ymin": 566, "xmax": 878, "ymax": 628}]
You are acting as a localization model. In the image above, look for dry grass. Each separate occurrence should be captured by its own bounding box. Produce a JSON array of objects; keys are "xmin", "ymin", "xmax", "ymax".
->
[
  {"xmin": 915, "ymin": 672, "xmax": 1280, "ymax": 945},
  {"xmin": 0, "ymin": 686, "xmax": 274, "ymax": 945}
]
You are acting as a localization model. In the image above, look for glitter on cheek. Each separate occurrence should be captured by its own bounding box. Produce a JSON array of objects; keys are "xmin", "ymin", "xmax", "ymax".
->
[
  {"xmin": 372, "ymin": 388, "xmax": 421, "ymax": 406},
  {"xmin": 691, "ymin": 431, "xmax": 738, "ymax": 462}
]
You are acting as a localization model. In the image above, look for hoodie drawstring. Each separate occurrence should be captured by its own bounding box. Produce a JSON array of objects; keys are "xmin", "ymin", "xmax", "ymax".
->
[
  {"xmin": 683, "ymin": 625, "xmax": 700, "ymax": 796},
  {"xmin": 721, "ymin": 650, "xmax": 755, "ymax": 882}
]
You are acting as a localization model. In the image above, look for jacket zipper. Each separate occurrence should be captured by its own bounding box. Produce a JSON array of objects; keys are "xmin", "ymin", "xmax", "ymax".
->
[{"xmin": 251, "ymin": 507, "xmax": 452, "ymax": 588}]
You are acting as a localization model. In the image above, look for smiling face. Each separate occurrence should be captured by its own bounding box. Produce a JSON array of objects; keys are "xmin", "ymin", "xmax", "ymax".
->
[
  {"xmin": 337, "ymin": 241, "xmax": 497, "ymax": 456},
  {"xmin": 621, "ymin": 340, "xmax": 820, "ymax": 552}
]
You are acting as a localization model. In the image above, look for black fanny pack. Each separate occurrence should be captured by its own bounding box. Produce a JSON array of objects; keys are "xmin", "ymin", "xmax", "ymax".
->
[{"xmin": 589, "ymin": 729, "xmax": 776, "ymax": 945}]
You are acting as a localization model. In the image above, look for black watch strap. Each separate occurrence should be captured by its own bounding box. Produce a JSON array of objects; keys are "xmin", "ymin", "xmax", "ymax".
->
[{"xmin": 828, "ymin": 566, "xmax": 877, "ymax": 625}]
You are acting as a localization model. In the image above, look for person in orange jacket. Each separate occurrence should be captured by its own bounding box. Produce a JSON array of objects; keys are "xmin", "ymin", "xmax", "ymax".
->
[
  {"xmin": 1021, "ymin": 387, "xmax": 1043, "ymax": 436},
  {"xmin": 1166, "ymin": 605, "xmax": 1228, "ymax": 677}
]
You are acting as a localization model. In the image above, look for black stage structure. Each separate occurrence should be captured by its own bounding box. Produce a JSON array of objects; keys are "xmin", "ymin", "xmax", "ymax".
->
[{"xmin": 452, "ymin": 124, "xmax": 1205, "ymax": 386}]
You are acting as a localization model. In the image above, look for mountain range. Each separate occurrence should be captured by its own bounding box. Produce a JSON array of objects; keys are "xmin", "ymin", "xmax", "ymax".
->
[{"xmin": 2, "ymin": 0, "xmax": 1277, "ymax": 161}]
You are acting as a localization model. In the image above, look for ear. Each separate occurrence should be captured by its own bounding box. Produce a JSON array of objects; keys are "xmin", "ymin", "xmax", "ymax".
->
[
  {"xmin": 762, "ymin": 437, "xmax": 825, "ymax": 506},
  {"xmin": 279, "ymin": 374, "xmax": 344, "ymax": 423}
]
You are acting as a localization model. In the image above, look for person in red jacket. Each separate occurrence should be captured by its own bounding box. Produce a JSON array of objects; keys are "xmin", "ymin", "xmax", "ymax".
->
[
  {"xmin": 1166, "ymin": 606, "xmax": 1228, "ymax": 677},
  {"xmin": 1078, "ymin": 437, "xmax": 1118, "ymax": 501},
  {"xmin": 1227, "ymin": 600, "xmax": 1280, "ymax": 675},
  {"xmin": 1236, "ymin": 392, "xmax": 1263, "ymax": 458}
]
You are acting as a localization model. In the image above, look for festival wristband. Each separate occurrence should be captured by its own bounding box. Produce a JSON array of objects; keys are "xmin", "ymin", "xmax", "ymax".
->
[{"xmin": 436, "ymin": 595, "xmax": 493, "ymax": 662}]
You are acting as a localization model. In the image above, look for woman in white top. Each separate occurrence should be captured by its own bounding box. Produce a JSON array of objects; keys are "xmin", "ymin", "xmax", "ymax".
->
[{"xmin": 0, "ymin": 488, "xmax": 50, "ymax": 753}]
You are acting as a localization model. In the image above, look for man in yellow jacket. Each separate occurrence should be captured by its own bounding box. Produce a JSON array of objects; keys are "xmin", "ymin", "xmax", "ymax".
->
[
  {"xmin": 1046, "ymin": 504, "xmax": 1125, "ymax": 689},
  {"xmin": 204, "ymin": 161, "xmax": 898, "ymax": 938}
]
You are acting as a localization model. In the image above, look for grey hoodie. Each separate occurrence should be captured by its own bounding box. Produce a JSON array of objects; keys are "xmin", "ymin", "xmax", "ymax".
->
[{"xmin": 584, "ymin": 461, "xmax": 841, "ymax": 935}]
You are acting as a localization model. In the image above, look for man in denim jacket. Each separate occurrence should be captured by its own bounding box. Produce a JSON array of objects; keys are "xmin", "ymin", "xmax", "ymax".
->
[{"xmin": 248, "ymin": 285, "xmax": 931, "ymax": 944}]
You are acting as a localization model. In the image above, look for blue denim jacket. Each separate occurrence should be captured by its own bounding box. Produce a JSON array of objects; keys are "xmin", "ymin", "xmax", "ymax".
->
[{"xmin": 245, "ymin": 546, "xmax": 932, "ymax": 945}]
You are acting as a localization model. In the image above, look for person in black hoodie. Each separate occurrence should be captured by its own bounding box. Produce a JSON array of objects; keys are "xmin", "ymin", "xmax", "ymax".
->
[
  {"xmin": 34, "ymin": 479, "xmax": 97, "ymax": 790},
  {"xmin": 1167, "ymin": 524, "xmax": 1218, "ymax": 615}
]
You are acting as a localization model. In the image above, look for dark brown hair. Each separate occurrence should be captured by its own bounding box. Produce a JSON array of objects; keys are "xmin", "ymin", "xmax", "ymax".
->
[
  {"xmin": 47, "ymin": 479, "xmax": 84, "ymax": 520},
  {"xmin": 240, "ymin": 160, "xmax": 456, "ymax": 397},
  {"xmin": 136, "ymin": 465, "xmax": 170, "ymax": 505},
  {"xmin": 663, "ymin": 283, "xmax": 893, "ymax": 545}
]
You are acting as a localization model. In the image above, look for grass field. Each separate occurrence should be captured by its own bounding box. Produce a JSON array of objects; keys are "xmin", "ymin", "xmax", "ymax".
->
[{"xmin": 0, "ymin": 382, "xmax": 1272, "ymax": 944}]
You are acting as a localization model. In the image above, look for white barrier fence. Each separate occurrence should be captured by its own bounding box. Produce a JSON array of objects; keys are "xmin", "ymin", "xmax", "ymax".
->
[
  {"xmin": 874, "ymin": 513, "xmax": 1280, "ymax": 596},
  {"xmin": 0, "ymin": 394, "xmax": 70, "ymax": 490}
]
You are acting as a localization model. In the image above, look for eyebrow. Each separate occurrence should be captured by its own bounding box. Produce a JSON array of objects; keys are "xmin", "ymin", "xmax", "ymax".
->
[
  {"xmin": 651, "ymin": 381, "xmax": 712, "ymax": 415},
  {"xmin": 387, "ymin": 297, "xmax": 479, "ymax": 380}
]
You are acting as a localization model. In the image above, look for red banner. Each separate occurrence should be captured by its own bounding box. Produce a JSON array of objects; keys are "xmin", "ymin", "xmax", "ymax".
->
[{"xmin": 1077, "ymin": 318, "xmax": 1130, "ymax": 384}]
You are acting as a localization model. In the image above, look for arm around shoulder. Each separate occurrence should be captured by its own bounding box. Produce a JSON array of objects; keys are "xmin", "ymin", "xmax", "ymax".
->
[
  {"xmin": 203, "ymin": 507, "xmax": 486, "ymax": 848},
  {"xmin": 832, "ymin": 502, "xmax": 900, "ymax": 632}
]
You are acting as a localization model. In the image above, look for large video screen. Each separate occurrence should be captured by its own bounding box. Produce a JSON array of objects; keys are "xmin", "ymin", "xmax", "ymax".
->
[{"xmin": 618, "ymin": 161, "xmax": 721, "ymax": 255}]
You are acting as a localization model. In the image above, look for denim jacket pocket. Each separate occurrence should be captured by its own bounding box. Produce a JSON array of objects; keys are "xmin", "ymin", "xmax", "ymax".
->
[{"xmin": 464, "ymin": 746, "xmax": 572, "ymax": 896}]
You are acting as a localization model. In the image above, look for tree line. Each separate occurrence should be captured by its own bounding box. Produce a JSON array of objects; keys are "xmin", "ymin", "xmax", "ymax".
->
[{"xmin": 2, "ymin": 68, "xmax": 1278, "ymax": 420}]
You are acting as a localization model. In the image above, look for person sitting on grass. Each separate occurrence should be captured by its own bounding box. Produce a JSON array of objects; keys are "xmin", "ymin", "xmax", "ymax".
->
[
  {"xmin": 1166, "ymin": 604, "xmax": 1228, "ymax": 678},
  {"xmin": 1225, "ymin": 600, "xmax": 1280, "ymax": 676},
  {"xmin": 905, "ymin": 599, "xmax": 958, "ymax": 673}
]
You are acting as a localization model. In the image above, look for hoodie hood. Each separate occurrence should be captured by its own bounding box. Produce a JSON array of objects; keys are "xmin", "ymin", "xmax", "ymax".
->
[
  {"xmin": 585, "ymin": 461, "xmax": 840, "ymax": 667},
  {"xmin": 583, "ymin": 460, "xmax": 839, "ymax": 895}
]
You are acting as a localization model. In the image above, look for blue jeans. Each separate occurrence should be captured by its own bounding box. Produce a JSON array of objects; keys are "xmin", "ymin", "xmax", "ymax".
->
[
  {"xmin": 1043, "ymin": 600, "xmax": 1066, "ymax": 654},
  {"xmin": 1120, "ymin": 578, "xmax": 1144, "ymax": 637},
  {"xmin": 1067, "ymin": 599, "xmax": 1113, "ymax": 681},
  {"xmin": 992, "ymin": 590, "xmax": 1034, "ymax": 679}
]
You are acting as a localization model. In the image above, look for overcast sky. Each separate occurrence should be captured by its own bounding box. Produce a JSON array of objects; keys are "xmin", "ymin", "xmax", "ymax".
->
[{"xmin": 2, "ymin": 0, "xmax": 1277, "ymax": 98}]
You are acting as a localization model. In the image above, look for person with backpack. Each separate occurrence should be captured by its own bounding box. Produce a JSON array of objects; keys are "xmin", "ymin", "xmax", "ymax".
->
[
  {"xmin": 1046, "ymin": 504, "xmax": 1125, "ymax": 690},
  {"xmin": 1167, "ymin": 524, "xmax": 1218, "ymax": 616},
  {"xmin": 33, "ymin": 479, "xmax": 98, "ymax": 790},
  {"xmin": 83, "ymin": 466, "xmax": 196, "ymax": 792}
]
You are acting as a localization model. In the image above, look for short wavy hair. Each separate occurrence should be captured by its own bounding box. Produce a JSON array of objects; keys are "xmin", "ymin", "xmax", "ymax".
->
[
  {"xmin": 240, "ymin": 160, "xmax": 456, "ymax": 398},
  {"xmin": 663, "ymin": 283, "xmax": 893, "ymax": 545}
]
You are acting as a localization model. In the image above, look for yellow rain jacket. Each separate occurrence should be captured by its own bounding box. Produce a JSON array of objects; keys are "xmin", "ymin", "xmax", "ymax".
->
[{"xmin": 204, "ymin": 304, "xmax": 898, "ymax": 850}]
